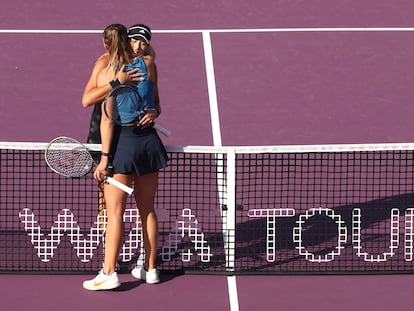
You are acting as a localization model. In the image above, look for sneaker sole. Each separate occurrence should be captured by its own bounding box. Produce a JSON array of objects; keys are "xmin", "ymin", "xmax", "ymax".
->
[
  {"xmin": 83, "ymin": 281, "xmax": 121, "ymax": 291},
  {"xmin": 145, "ymin": 279, "xmax": 160, "ymax": 284}
]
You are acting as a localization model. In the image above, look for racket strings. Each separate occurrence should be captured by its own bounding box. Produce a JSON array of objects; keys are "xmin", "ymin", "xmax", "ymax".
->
[
  {"xmin": 45, "ymin": 138, "xmax": 93, "ymax": 178},
  {"xmin": 104, "ymin": 85, "xmax": 143, "ymax": 125}
]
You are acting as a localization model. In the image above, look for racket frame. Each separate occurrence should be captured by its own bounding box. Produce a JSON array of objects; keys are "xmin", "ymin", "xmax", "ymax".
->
[
  {"xmin": 45, "ymin": 136, "xmax": 133, "ymax": 195},
  {"xmin": 103, "ymin": 85, "xmax": 171, "ymax": 137}
]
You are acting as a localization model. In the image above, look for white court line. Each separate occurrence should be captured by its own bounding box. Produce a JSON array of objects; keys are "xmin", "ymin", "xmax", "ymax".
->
[
  {"xmin": 202, "ymin": 31, "xmax": 222, "ymax": 147},
  {"xmin": 227, "ymin": 276, "xmax": 240, "ymax": 311},
  {"xmin": 2, "ymin": 27, "xmax": 414, "ymax": 34},
  {"xmin": 202, "ymin": 30, "xmax": 239, "ymax": 311},
  {"xmin": 155, "ymin": 27, "xmax": 414, "ymax": 33},
  {"xmin": 158, "ymin": 27, "xmax": 414, "ymax": 33},
  {"xmin": 0, "ymin": 29, "xmax": 102, "ymax": 33}
]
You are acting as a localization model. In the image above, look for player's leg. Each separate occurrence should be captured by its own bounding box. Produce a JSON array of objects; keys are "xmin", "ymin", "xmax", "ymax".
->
[
  {"xmin": 83, "ymin": 173, "xmax": 132, "ymax": 291},
  {"xmin": 102, "ymin": 173, "xmax": 131, "ymax": 274},
  {"xmin": 132, "ymin": 171, "xmax": 160, "ymax": 283}
]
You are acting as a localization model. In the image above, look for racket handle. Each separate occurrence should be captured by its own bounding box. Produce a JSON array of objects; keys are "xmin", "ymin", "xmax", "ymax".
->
[
  {"xmin": 106, "ymin": 176, "xmax": 134, "ymax": 195},
  {"xmin": 153, "ymin": 123, "xmax": 171, "ymax": 137}
]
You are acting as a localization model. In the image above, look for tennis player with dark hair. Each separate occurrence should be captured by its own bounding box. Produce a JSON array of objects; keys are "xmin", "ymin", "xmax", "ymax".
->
[{"xmin": 82, "ymin": 23, "xmax": 167, "ymax": 291}]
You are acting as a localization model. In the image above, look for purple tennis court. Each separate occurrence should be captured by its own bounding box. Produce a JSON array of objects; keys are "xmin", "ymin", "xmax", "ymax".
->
[{"xmin": 2, "ymin": 1, "xmax": 414, "ymax": 310}]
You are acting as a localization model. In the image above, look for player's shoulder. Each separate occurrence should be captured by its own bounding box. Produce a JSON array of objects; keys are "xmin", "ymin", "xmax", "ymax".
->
[
  {"xmin": 143, "ymin": 54, "xmax": 155, "ymax": 66},
  {"xmin": 96, "ymin": 53, "xmax": 110, "ymax": 66},
  {"xmin": 145, "ymin": 45, "xmax": 156, "ymax": 60},
  {"xmin": 90, "ymin": 53, "xmax": 109, "ymax": 74}
]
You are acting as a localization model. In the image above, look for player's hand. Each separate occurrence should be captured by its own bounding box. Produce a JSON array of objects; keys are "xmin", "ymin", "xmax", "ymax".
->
[
  {"xmin": 117, "ymin": 65, "xmax": 144, "ymax": 86},
  {"xmin": 94, "ymin": 162, "xmax": 108, "ymax": 182},
  {"xmin": 138, "ymin": 110, "xmax": 158, "ymax": 128}
]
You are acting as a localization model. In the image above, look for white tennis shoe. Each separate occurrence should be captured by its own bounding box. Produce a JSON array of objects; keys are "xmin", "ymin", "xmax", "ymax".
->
[
  {"xmin": 131, "ymin": 266, "xmax": 160, "ymax": 284},
  {"xmin": 83, "ymin": 270, "xmax": 121, "ymax": 290}
]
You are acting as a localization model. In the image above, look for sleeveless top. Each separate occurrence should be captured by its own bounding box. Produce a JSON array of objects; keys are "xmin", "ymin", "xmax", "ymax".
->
[
  {"xmin": 87, "ymin": 56, "xmax": 155, "ymax": 142},
  {"xmin": 123, "ymin": 57, "xmax": 156, "ymax": 120}
]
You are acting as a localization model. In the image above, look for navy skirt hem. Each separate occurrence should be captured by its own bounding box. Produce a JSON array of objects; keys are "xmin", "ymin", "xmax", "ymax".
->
[{"xmin": 110, "ymin": 126, "xmax": 169, "ymax": 176}]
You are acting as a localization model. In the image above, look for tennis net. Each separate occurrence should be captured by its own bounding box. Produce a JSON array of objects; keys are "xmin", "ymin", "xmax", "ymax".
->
[{"xmin": 1, "ymin": 141, "xmax": 414, "ymax": 274}]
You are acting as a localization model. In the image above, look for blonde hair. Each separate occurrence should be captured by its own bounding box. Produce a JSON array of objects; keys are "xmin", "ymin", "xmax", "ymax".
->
[{"xmin": 103, "ymin": 24, "xmax": 133, "ymax": 74}]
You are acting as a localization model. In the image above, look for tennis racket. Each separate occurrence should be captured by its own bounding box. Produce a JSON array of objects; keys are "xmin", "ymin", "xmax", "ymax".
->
[
  {"xmin": 103, "ymin": 84, "xmax": 171, "ymax": 137},
  {"xmin": 45, "ymin": 136, "xmax": 134, "ymax": 195}
]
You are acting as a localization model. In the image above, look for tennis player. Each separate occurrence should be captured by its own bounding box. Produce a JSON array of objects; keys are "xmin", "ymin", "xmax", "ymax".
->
[
  {"xmin": 81, "ymin": 26, "xmax": 153, "ymax": 237},
  {"xmin": 82, "ymin": 24, "xmax": 167, "ymax": 291}
]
